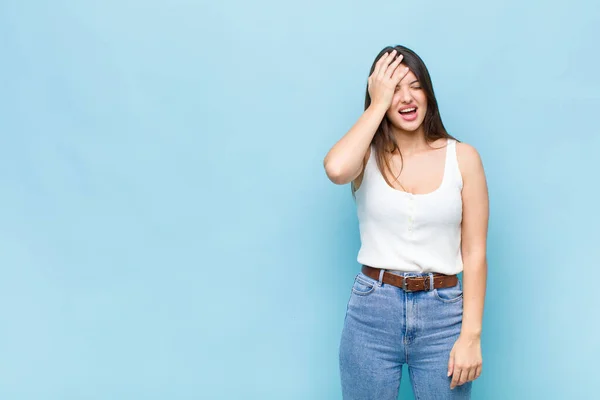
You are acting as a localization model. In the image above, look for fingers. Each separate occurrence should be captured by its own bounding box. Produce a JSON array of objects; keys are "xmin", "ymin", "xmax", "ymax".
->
[
  {"xmin": 466, "ymin": 367, "xmax": 477, "ymax": 382},
  {"xmin": 384, "ymin": 53, "xmax": 404, "ymax": 78},
  {"xmin": 371, "ymin": 51, "xmax": 393, "ymax": 79},
  {"xmin": 450, "ymin": 366, "xmax": 480, "ymax": 389},
  {"xmin": 391, "ymin": 64, "xmax": 410, "ymax": 83},
  {"xmin": 367, "ymin": 49, "xmax": 406, "ymax": 108},
  {"xmin": 450, "ymin": 367, "xmax": 462, "ymax": 389},
  {"xmin": 372, "ymin": 50, "xmax": 405, "ymax": 84},
  {"xmin": 458, "ymin": 368, "xmax": 469, "ymax": 386},
  {"xmin": 376, "ymin": 50, "xmax": 398, "ymax": 80},
  {"xmin": 372, "ymin": 49, "xmax": 403, "ymax": 78}
]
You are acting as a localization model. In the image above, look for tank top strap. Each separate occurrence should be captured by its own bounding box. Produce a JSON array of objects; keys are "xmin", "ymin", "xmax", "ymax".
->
[{"xmin": 445, "ymin": 138, "xmax": 463, "ymax": 190}]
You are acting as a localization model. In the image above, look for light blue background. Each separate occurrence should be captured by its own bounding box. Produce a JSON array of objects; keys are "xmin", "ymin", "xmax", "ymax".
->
[{"xmin": 1, "ymin": 0, "xmax": 598, "ymax": 399}]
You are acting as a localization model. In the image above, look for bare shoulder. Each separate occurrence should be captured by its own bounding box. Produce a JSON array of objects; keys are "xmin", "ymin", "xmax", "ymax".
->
[{"xmin": 456, "ymin": 141, "xmax": 484, "ymax": 177}]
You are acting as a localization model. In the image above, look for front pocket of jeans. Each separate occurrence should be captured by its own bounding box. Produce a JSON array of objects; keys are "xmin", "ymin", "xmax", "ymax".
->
[
  {"xmin": 433, "ymin": 280, "xmax": 463, "ymax": 303},
  {"xmin": 351, "ymin": 273, "xmax": 376, "ymax": 296}
]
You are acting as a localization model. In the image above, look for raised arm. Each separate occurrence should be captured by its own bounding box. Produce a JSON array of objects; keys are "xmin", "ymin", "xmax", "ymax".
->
[{"xmin": 323, "ymin": 50, "xmax": 409, "ymax": 185}]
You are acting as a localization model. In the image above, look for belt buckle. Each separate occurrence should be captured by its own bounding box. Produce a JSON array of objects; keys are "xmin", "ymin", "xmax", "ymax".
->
[
  {"xmin": 423, "ymin": 276, "xmax": 431, "ymax": 291},
  {"xmin": 402, "ymin": 277, "xmax": 413, "ymax": 292}
]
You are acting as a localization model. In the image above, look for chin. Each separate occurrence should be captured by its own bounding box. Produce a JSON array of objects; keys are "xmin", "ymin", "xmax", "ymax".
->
[
  {"xmin": 390, "ymin": 118, "xmax": 424, "ymax": 132},
  {"xmin": 400, "ymin": 123, "xmax": 422, "ymax": 132}
]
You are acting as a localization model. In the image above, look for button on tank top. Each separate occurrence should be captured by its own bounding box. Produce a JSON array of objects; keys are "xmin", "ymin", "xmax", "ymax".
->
[{"xmin": 355, "ymin": 138, "xmax": 463, "ymax": 274}]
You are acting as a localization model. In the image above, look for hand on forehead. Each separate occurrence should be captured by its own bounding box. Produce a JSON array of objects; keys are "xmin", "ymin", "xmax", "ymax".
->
[{"xmin": 398, "ymin": 65, "xmax": 418, "ymax": 84}]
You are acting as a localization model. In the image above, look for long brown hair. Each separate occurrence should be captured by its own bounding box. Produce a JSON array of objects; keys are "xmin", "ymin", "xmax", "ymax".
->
[{"xmin": 352, "ymin": 45, "xmax": 458, "ymax": 197}]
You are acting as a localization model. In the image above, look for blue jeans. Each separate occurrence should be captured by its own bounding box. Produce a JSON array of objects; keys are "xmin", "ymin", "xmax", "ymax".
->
[{"xmin": 339, "ymin": 270, "xmax": 472, "ymax": 399}]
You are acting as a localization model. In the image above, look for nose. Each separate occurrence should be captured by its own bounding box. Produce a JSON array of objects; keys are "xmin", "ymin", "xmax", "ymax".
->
[{"xmin": 399, "ymin": 86, "xmax": 413, "ymax": 104}]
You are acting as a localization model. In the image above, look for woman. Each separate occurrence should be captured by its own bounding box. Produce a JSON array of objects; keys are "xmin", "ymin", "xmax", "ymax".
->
[{"xmin": 323, "ymin": 45, "xmax": 488, "ymax": 399}]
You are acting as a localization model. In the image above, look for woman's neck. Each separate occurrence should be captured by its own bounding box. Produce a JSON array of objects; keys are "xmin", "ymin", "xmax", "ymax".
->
[{"xmin": 390, "ymin": 127, "xmax": 430, "ymax": 156}]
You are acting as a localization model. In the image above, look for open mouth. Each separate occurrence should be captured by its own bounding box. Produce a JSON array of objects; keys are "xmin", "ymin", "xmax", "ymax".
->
[{"xmin": 399, "ymin": 107, "xmax": 418, "ymax": 121}]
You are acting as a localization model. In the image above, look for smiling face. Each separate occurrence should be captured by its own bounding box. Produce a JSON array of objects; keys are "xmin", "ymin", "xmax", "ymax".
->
[{"xmin": 385, "ymin": 65, "xmax": 428, "ymax": 132}]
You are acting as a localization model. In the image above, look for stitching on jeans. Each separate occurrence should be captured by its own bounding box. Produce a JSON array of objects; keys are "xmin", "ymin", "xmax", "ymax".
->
[
  {"xmin": 433, "ymin": 289, "xmax": 463, "ymax": 303},
  {"xmin": 433, "ymin": 280, "xmax": 463, "ymax": 303},
  {"xmin": 355, "ymin": 275, "xmax": 375, "ymax": 288},
  {"xmin": 352, "ymin": 276, "xmax": 376, "ymax": 296},
  {"xmin": 409, "ymin": 366, "xmax": 421, "ymax": 400}
]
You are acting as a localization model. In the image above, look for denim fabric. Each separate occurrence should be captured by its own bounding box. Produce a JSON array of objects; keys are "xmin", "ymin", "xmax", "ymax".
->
[{"xmin": 339, "ymin": 270, "xmax": 472, "ymax": 399}]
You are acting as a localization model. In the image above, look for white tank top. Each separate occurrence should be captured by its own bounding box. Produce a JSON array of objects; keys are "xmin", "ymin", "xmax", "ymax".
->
[{"xmin": 355, "ymin": 138, "xmax": 463, "ymax": 274}]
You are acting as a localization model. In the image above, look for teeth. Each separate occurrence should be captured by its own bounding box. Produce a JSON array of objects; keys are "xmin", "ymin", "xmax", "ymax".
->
[{"xmin": 400, "ymin": 108, "xmax": 416, "ymax": 113}]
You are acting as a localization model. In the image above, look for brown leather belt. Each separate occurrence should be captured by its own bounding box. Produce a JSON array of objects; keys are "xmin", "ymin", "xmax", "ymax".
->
[{"xmin": 361, "ymin": 265, "xmax": 458, "ymax": 292}]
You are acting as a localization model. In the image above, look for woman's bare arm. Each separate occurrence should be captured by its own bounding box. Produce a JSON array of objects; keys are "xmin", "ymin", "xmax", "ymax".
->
[
  {"xmin": 323, "ymin": 50, "xmax": 408, "ymax": 185},
  {"xmin": 457, "ymin": 142, "xmax": 489, "ymax": 339},
  {"xmin": 323, "ymin": 104, "xmax": 387, "ymax": 185},
  {"xmin": 448, "ymin": 141, "xmax": 489, "ymax": 389}
]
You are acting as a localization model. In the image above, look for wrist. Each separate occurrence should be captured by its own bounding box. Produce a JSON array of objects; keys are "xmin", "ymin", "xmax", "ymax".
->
[
  {"xmin": 460, "ymin": 330, "xmax": 481, "ymax": 340},
  {"xmin": 368, "ymin": 102, "xmax": 389, "ymax": 115}
]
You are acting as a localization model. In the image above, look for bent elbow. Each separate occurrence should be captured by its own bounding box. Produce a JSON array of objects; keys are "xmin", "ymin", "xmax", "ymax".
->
[{"xmin": 323, "ymin": 160, "xmax": 351, "ymax": 185}]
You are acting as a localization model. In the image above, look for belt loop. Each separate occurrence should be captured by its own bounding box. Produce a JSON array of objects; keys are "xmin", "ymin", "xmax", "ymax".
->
[
  {"xmin": 378, "ymin": 269, "xmax": 385, "ymax": 286},
  {"xmin": 428, "ymin": 273, "xmax": 434, "ymax": 291}
]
